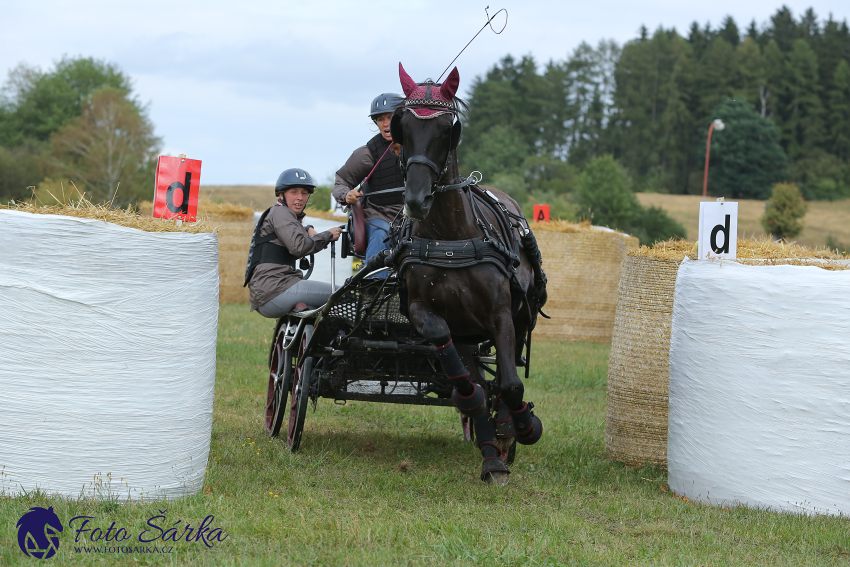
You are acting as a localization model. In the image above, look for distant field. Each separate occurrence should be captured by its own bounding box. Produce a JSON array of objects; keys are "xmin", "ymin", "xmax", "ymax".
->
[
  {"xmin": 201, "ymin": 185, "xmax": 277, "ymax": 210},
  {"xmin": 201, "ymin": 185, "xmax": 850, "ymax": 251},
  {"xmin": 637, "ymin": 193, "xmax": 850, "ymax": 250}
]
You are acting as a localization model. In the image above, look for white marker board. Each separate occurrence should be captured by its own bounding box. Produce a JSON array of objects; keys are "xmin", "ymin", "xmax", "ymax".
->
[{"xmin": 698, "ymin": 201, "xmax": 738, "ymax": 260}]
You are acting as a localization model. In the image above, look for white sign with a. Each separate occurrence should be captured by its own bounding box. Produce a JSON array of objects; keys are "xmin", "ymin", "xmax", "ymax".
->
[{"xmin": 698, "ymin": 200, "xmax": 738, "ymax": 259}]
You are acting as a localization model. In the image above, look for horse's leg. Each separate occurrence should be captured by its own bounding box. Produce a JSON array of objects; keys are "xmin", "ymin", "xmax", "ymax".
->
[
  {"xmin": 492, "ymin": 308, "xmax": 543, "ymax": 446},
  {"xmin": 408, "ymin": 300, "xmax": 509, "ymax": 485}
]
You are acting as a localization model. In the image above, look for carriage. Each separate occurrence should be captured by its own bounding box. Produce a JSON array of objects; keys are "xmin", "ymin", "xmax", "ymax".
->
[
  {"xmin": 263, "ymin": 214, "xmax": 518, "ymax": 462},
  {"xmin": 262, "ymin": 63, "xmax": 547, "ymax": 484}
]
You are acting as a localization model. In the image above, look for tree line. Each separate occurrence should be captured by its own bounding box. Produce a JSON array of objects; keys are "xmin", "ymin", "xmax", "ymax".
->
[
  {"xmin": 0, "ymin": 57, "xmax": 159, "ymax": 205},
  {"xmin": 458, "ymin": 5, "xmax": 850, "ymax": 237}
]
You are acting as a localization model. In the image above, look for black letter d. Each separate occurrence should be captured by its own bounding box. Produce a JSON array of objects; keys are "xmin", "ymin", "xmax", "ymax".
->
[
  {"xmin": 710, "ymin": 214, "xmax": 731, "ymax": 254},
  {"xmin": 166, "ymin": 172, "xmax": 192, "ymax": 214}
]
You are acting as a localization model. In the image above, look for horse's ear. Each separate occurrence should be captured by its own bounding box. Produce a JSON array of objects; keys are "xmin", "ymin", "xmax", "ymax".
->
[
  {"xmin": 450, "ymin": 119, "xmax": 463, "ymax": 150},
  {"xmin": 440, "ymin": 67, "xmax": 460, "ymax": 100},
  {"xmin": 399, "ymin": 63, "xmax": 417, "ymax": 97},
  {"xmin": 391, "ymin": 108, "xmax": 404, "ymax": 145}
]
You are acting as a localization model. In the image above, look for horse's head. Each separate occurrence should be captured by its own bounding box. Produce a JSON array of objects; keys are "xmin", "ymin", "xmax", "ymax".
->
[{"xmin": 393, "ymin": 63, "xmax": 464, "ymax": 220}]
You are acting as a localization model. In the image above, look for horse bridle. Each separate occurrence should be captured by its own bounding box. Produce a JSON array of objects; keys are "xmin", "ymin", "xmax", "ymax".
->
[{"xmin": 398, "ymin": 92, "xmax": 470, "ymax": 193}]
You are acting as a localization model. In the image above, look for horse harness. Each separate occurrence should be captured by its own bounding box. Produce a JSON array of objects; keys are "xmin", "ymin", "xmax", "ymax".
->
[
  {"xmin": 387, "ymin": 77, "xmax": 549, "ymax": 322},
  {"xmin": 392, "ymin": 182, "xmax": 526, "ymax": 282}
]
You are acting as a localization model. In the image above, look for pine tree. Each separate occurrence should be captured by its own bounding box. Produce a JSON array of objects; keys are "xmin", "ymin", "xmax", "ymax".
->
[
  {"xmin": 816, "ymin": 16, "xmax": 850, "ymax": 95},
  {"xmin": 736, "ymin": 37, "xmax": 766, "ymax": 111},
  {"xmin": 708, "ymin": 98, "xmax": 788, "ymax": 199},
  {"xmin": 460, "ymin": 55, "xmax": 555, "ymax": 165},
  {"xmin": 612, "ymin": 28, "xmax": 696, "ymax": 192},
  {"xmin": 766, "ymin": 6, "xmax": 800, "ymax": 52},
  {"xmin": 761, "ymin": 40, "xmax": 785, "ymax": 119},
  {"xmin": 799, "ymin": 8, "xmax": 820, "ymax": 39},
  {"xmin": 555, "ymin": 40, "xmax": 620, "ymax": 166},
  {"xmin": 828, "ymin": 60, "xmax": 850, "ymax": 161},
  {"xmin": 719, "ymin": 16, "xmax": 741, "ymax": 47},
  {"xmin": 696, "ymin": 38, "xmax": 737, "ymax": 119},
  {"xmin": 688, "ymin": 22, "xmax": 710, "ymax": 58},
  {"xmin": 746, "ymin": 19, "xmax": 760, "ymax": 42},
  {"xmin": 782, "ymin": 39, "xmax": 826, "ymax": 160}
]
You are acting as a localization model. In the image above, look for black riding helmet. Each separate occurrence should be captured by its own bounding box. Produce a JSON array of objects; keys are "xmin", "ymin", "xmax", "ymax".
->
[
  {"xmin": 369, "ymin": 93, "xmax": 404, "ymax": 119},
  {"xmin": 274, "ymin": 168, "xmax": 316, "ymax": 196}
]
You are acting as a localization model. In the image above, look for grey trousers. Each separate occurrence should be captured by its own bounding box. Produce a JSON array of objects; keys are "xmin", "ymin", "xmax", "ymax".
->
[{"xmin": 257, "ymin": 280, "xmax": 333, "ymax": 319}]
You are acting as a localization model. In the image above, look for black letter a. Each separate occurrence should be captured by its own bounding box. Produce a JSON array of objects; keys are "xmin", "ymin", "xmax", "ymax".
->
[
  {"xmin": 710, "ymin": 214, "xmax": 731, "ymax": 254},
  {"xmin": 166, "ymin": 172, "xmax": 192, "ymax": 214}
]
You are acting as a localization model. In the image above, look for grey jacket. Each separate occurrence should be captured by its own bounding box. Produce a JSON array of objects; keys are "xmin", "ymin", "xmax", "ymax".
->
[
  {"xmin": 333, "ymin": 145, "xmax": 403, "ymax": 224},
  {"xmin": 249, "ymin": 201, "xmax": 334, "ymax": 311}
]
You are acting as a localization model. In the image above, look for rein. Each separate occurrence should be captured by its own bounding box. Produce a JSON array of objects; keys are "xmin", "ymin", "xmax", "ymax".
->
[{"xmin": 361, "ymin": 140, "xmax": 395, "ymax": 188}]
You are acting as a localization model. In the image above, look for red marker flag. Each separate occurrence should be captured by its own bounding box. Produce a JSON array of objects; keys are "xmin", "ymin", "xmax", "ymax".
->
[
  {"xmin": 533, "ymin": 204, "xmax": 550, "ymax": 223},
  {"xmin": 153, "ymin": 156, "xmax": 202, "ymax": 222}
]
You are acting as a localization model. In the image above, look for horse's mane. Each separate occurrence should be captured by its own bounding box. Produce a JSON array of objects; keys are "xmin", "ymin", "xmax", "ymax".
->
[{"xmin": 452, "ymin": 96, "xmax": 469, "ymax": 119}]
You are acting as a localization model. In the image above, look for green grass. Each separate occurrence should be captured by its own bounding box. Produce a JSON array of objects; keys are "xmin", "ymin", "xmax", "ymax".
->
[{"xmin": 2, "ymin": 304, "xmax": 849, "ymax": 565}]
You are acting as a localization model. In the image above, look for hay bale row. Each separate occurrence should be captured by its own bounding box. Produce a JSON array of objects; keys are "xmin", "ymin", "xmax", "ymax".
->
[
  {"xmin": 216, "ymin": 220, "xmax": 254, "ymax": 303},
  {"xmin": 534, "ymin": 222, "xmax": 639, "ymax": 342},
  {"xmin": 605, "ymin": 238, "xmax": 849, "ymax": 468}
]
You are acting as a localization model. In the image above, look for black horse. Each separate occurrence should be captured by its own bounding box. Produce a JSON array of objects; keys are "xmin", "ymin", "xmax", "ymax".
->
[{"xmin": 387, "ymin": 63, "xmax": 547, "ymax": 485}]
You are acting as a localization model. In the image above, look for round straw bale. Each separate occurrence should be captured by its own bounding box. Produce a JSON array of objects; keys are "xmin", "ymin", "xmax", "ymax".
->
[
  {"xmin": 534, "ymin": 224, "xmax": 638, "ymax": 342},
  {"xmin": 606, "ymin": 237, "xmax": 849, "ymax": 468},
  {"xmin": 605, "ymin": 253, "xmax": 681, "ymax": 466}
]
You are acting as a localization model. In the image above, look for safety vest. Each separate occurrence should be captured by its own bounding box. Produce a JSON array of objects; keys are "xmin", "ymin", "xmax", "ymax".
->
[
  {"xmin": 244, "ymin": 204, "xmax": 297, "ymax": 287},
  {"xmin": 363, "ymin": 134, "xmax": 404, "ymax": 205}
]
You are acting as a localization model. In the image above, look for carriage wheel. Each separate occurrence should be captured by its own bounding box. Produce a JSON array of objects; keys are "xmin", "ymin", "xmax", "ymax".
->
[
  {"xmin": 287, "ymin": 324, "xmax": 314, "ymax": 452},
  {"xmin": 265, "ymin": 327, "xmax": 292, "ymax": 437}
]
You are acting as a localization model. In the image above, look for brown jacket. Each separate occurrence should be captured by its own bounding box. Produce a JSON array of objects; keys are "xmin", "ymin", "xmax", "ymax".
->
[
  {"xmin": 249, "ymin": 201, "xmax": 334, "ymax": 311},
  {"xmin": 333, "ymin": 145, "xmax": 403, "ymax": 224}
]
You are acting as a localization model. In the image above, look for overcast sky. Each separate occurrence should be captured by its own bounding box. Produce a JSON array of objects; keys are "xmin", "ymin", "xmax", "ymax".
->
[{"xmin": 2, "ymin": 1, "xmax": 847, "ymax": 186}]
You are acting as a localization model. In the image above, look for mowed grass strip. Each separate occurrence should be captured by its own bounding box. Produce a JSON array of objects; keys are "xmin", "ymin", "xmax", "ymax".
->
[{"xmin": 1, "ymin": 304, "xmax": 848, "ymax": 565}]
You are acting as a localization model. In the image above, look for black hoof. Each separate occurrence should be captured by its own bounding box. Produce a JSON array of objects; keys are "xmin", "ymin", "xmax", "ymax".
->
[{"xmin": 481, "ymin": 456, "xmax": 510, "ymax": 483}]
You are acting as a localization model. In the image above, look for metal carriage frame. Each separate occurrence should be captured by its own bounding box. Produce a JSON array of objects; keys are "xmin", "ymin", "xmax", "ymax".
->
[{"xmin": 264, "ymin": 265, "xmax": 506, "ymax": 453}]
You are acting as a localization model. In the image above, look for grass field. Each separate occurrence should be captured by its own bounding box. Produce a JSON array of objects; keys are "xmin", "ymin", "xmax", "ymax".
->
[
  {"xmin": 200, "ymin": 184, "xmax": 850, "ymax": 251},
  {"xmin": 2, "ymin": 305, "xmax": 849, "ymax": 565}
]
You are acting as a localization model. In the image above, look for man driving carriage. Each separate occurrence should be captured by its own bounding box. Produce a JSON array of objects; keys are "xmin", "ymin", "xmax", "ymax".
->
[
  {"xmin": 332, "ymin": 93, "xmax": 406, "ymax": 265},
  {"xmin": 247, "ymin": 168, "xmax": 342, "ymax": 318}
]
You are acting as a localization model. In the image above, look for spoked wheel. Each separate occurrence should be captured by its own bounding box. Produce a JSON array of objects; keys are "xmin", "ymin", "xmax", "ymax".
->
[
  {"xmin": 287, "ymin": 324, "xmax": 314, "ymax": 452},
  {"xmin": 265, "ymin": 326, "xmax": 293, "ymax": 437}
]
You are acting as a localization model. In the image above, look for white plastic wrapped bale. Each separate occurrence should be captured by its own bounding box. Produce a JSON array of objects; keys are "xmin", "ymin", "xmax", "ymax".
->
[
  {"xmin": 667, "ymin": 258, "xmax": 850, "ymax": 515},
  {"xmin": 0, "ymin": 210, "xmax": 218, "ymax": 500}
]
